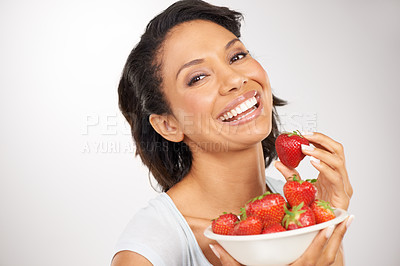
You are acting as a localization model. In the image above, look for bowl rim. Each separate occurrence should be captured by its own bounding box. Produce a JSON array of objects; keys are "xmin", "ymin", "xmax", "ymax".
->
[{"xmin": 204, "ymin": 208, "xmax": 349, "ymax": 241}]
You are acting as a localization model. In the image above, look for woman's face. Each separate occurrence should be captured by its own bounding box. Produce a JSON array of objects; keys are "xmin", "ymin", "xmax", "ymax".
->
[{"xmin": 159, "ymin": 20, "xmax": 273, "ymax": 152}]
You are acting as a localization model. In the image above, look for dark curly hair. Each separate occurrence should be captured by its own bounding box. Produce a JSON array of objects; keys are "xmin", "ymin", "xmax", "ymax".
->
[{"xmin": 118, "ymin": 0, "xmax": 285, "ymax": 192}]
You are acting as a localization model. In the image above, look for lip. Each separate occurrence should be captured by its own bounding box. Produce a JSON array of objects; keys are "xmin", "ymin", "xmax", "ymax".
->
[
  {"xmin": 216, "ymin": 90, "xmax": 263, "ymax": 126},
  {"xmin": 217, "ymin": 90, "xmax": 257, "ymax": 118}
]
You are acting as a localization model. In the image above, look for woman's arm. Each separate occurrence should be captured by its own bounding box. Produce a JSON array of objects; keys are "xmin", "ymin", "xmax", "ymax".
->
[{"xmin": 111, "ymin": 251, "xmax": 153, "ymax": 266}]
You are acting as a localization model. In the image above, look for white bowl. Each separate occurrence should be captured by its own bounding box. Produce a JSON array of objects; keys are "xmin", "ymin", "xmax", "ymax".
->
[{"xmin": 204, "ymin": 208, "xmax": 348, "ymax": 266}]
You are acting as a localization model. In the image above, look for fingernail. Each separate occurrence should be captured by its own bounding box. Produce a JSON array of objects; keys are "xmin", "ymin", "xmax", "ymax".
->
[
  {"xmin": 346, "ymin": 215, "xmax": 355, "ymax": 229},
  {"xmin": 301, "ymin": 131, "xmax": 314, "ymax": 136},
  {"xmin": 209, "ymin": 244, "xmax": 220, "ymax": 259},
  {"xmin": 301, "ymin": 144, "xmax": 314, "ymax": 151},
  {"xmin": 325, "ymin": 225, "xmax": 335, "ymax": 238},
  {"xmin": 310, "ymin": 156, "xmax": 320, "ymax": 164}
]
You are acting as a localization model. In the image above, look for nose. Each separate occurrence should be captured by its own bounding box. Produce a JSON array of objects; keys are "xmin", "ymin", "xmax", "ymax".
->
[{"xmin": 218, "ymin": 68, "xmax": 248, "ymax": 95}]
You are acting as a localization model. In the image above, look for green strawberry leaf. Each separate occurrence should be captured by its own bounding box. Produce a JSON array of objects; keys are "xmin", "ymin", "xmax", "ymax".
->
[
  {"xmin": 282, "ymin": 202, "xmax": 306, "ymax": 229},
  {"xmin": 247, "ymin": 191, "xmax": 271, "ymax": 204},
  {"xmin": 239, "ymin": 207, "xmax": 247, "ymax": 220},
  {"xmin": 316, "ymin": 200, "xmax": 335, "ymax": 212},
  {"xmin": 292, "ymin": 174, "xmax": 300, "ymax": 182}
]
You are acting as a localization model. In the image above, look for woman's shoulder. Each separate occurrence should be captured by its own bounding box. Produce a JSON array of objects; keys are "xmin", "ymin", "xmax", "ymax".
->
[
  {"xmin": 112, "ymin": 193, "xmax": 198, "ymax": 266},
  {"xmin": 114, "ymin": 192, "xmax": 184, "ymax": 240},
  {"xmin": 112, "ymin": 250, "xmax": 152, "ymax": 266},
  {"xmin": 128, "ymin": 193, "xmax": 172, "ymax": 222}
]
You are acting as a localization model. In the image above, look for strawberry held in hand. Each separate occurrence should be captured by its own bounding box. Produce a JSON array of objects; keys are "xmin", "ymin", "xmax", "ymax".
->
[
  {"xmin": 283, "ymin": 175, "xmax": 317, "ymax": 207},
  {"xmin": 310, "ymin": 199, "xmax": 336, "ymax": 224},
  {"xmin": 212, "ymin": 212, "xmax": 239, "ymax": 235},
  {"xmin": 245, "ymin": 192, "xmax": 286, "ymax": 227},
  {"xmin": 282, "ymin": 202, "xmax": 316, "ymax": 230},
  {"xmin": 275, "ymin": 130, "xmax": 310, "ymax": 168}
]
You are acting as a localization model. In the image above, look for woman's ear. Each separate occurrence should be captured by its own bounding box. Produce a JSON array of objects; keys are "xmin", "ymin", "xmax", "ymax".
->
[{"xmin": 149, "ymin": 114, "xmax": 184, "ymax": 143}]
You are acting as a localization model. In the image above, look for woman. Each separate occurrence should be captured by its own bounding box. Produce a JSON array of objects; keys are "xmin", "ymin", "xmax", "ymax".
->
[{"xmin": 112, "ymin": 0, "xmax": 353, "ymax": 265}]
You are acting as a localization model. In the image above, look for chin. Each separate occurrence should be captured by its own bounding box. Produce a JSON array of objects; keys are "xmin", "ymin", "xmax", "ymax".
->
[{"xmin": 226, "ymin": 119, "xmax": 272, "ymax": 147}]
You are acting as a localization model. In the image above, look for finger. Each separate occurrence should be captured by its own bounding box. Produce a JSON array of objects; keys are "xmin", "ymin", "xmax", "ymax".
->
[
  {"xmin": 301, "ymin": 143, "xmax": 353, "ymax": 200},
  {"xmin": 310, "ymin": 159, "xmax": 344, "ymax": 189},
  {"xmin": 318, "ymin": 215, "xmax": 354, "ymax": 265},
  {"xmin": 291, "ymin": 226, "xmax": 333, "ymax": 265},
  {"xmin": 210, "ymin": 244, "xmax": 242, "ymax": 266},
  {"xmin": 310, "ymin": 159, "xmax": 350, "ymax": 209},
  {"xmin": 339, "ymin": 167, "xmax": 353, "ymax": 199},
  {"xmin": 274, "ymin": 161, "xmax": 301, "ymax": 181},
  {"xmin": 302, "ymin": 132, "xmax": 344, "ymax": 159},
  {"xmin": 301, "ymin": 144, "xmax": 344, "ymax": 171},
  {"xmin": 302, "ymin": 134, "xmax": 353, "ymax": 199}
]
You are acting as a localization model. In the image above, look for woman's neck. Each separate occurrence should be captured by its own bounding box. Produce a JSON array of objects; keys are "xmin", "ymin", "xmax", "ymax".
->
[{"xmin": 167, "ymin": 142, "xmax": 267, "ymax": 220}]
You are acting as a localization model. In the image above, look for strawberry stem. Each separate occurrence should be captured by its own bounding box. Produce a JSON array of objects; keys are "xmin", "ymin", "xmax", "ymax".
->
[{"xmin": 287, "ymin": 130, "xmax": 304, "ymax": 138}]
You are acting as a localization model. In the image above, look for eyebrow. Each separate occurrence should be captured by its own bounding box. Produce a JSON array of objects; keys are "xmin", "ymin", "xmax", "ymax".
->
[
  {"xmin": 225, "ymin": 38, "xmax": 241, "ymax": 50},
  {"xmin": 175, "ymin": 38, "xmax": 242, "ymax": 79}
]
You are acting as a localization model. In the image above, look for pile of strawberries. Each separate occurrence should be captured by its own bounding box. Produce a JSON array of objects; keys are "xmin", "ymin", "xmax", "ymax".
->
[
  {"xmin": 211, "ymin": 131, "xmax": 336, "ymax": 236},
  {"xmin": 212, "ymin": 176, "xmax": 336, "ymax": 235}
]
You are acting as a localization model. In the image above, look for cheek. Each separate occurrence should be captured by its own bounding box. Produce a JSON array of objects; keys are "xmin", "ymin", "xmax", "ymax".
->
[
  {"xmin": 182, "ymin": 91, "xmax": 211, "ymax": 114},
  {"xmin": 185, "ymin": 91, "xmax": 215, "ymax": 122},
  {"xmin": 248, "ymin": 60, "xmax": 271, "ymax": 89},
  {"xmin": 250, "ymin": 60, "xmax": 273, "ymax": 106},
  {"xmin": 173, "ymin": 91, "xmax": 215, "ymax": 134}
]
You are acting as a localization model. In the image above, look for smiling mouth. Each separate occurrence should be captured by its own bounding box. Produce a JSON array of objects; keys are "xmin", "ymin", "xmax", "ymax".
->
[{"xmin": 218, "ymin": 92, "xmax": 261, "ymax": 123}]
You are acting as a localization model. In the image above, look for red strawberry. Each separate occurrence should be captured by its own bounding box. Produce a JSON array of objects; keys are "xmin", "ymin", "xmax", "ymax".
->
[
  {"xmin": 283, "ymin": 175, "xmax": 317, "ymax": 207},
  {"xmin": 310, "ymin": 199, "xmax": 336, "ymax": 224},
  {"xmin": 233, "ymin": 216, "xmax": 263, "ymax": 235},
  {"xmin": 211, "ymin": 212, "xmax": 239, "ymax": 235},
  {"xmin": 262, "ymin": 223, "xmax": 287, "ymax": 234},
  {"xmin": 275, "ymin": 131, "xmax": 310, "ymax": 168},
  {"xmin": 245, "ymin": 192, "xmax": 286, "ymax": 227},
  {"xmin": 282, "ymin": 202, "xmax": 316, "ymax": 230}
]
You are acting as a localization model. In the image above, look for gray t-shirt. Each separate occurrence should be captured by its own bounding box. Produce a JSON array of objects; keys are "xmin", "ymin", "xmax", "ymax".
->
[{"xmin": 113, "ymin": 176, "xmax": 285, "ymax": 266}]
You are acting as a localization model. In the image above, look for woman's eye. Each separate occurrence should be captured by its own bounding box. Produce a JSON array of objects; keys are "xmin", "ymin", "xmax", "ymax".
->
[
  {"xmin": 230, "ymin": 52, "xmax": 248, "ymax": 64},
  {"xmin": 188, "ymin": 74, "xmax": 206, "ymax": 86}
]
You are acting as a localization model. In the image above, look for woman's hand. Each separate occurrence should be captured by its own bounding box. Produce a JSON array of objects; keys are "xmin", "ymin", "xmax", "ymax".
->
[
  {"xmin": 275, "ymin": 132, "xmax": 353, "ymax": 210},
  {"xmin": 291, "ymin": 215, "xmax": 354, "ymax": 265},
  {"xmin": 209, "ymin": 244, "xmax": 243, "ymax": 266}
]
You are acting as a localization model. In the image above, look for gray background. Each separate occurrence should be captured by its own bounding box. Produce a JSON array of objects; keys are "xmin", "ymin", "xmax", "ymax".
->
[{"xmin": 1, "ymin": 0, "xmax": 399, "ymax": 265}]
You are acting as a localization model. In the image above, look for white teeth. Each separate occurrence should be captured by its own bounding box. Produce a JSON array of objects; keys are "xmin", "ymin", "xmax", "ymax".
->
[
  {"xmin": 239, "ymin": 102, "xmax": 247, "ymax": 112},
  {"xmin": 219, "ymin": 96, "xmax": 258, "ymax": 121},
  {"xmin": 245, "ymin": 100, "xmax": 253, "ymax": 109}
]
